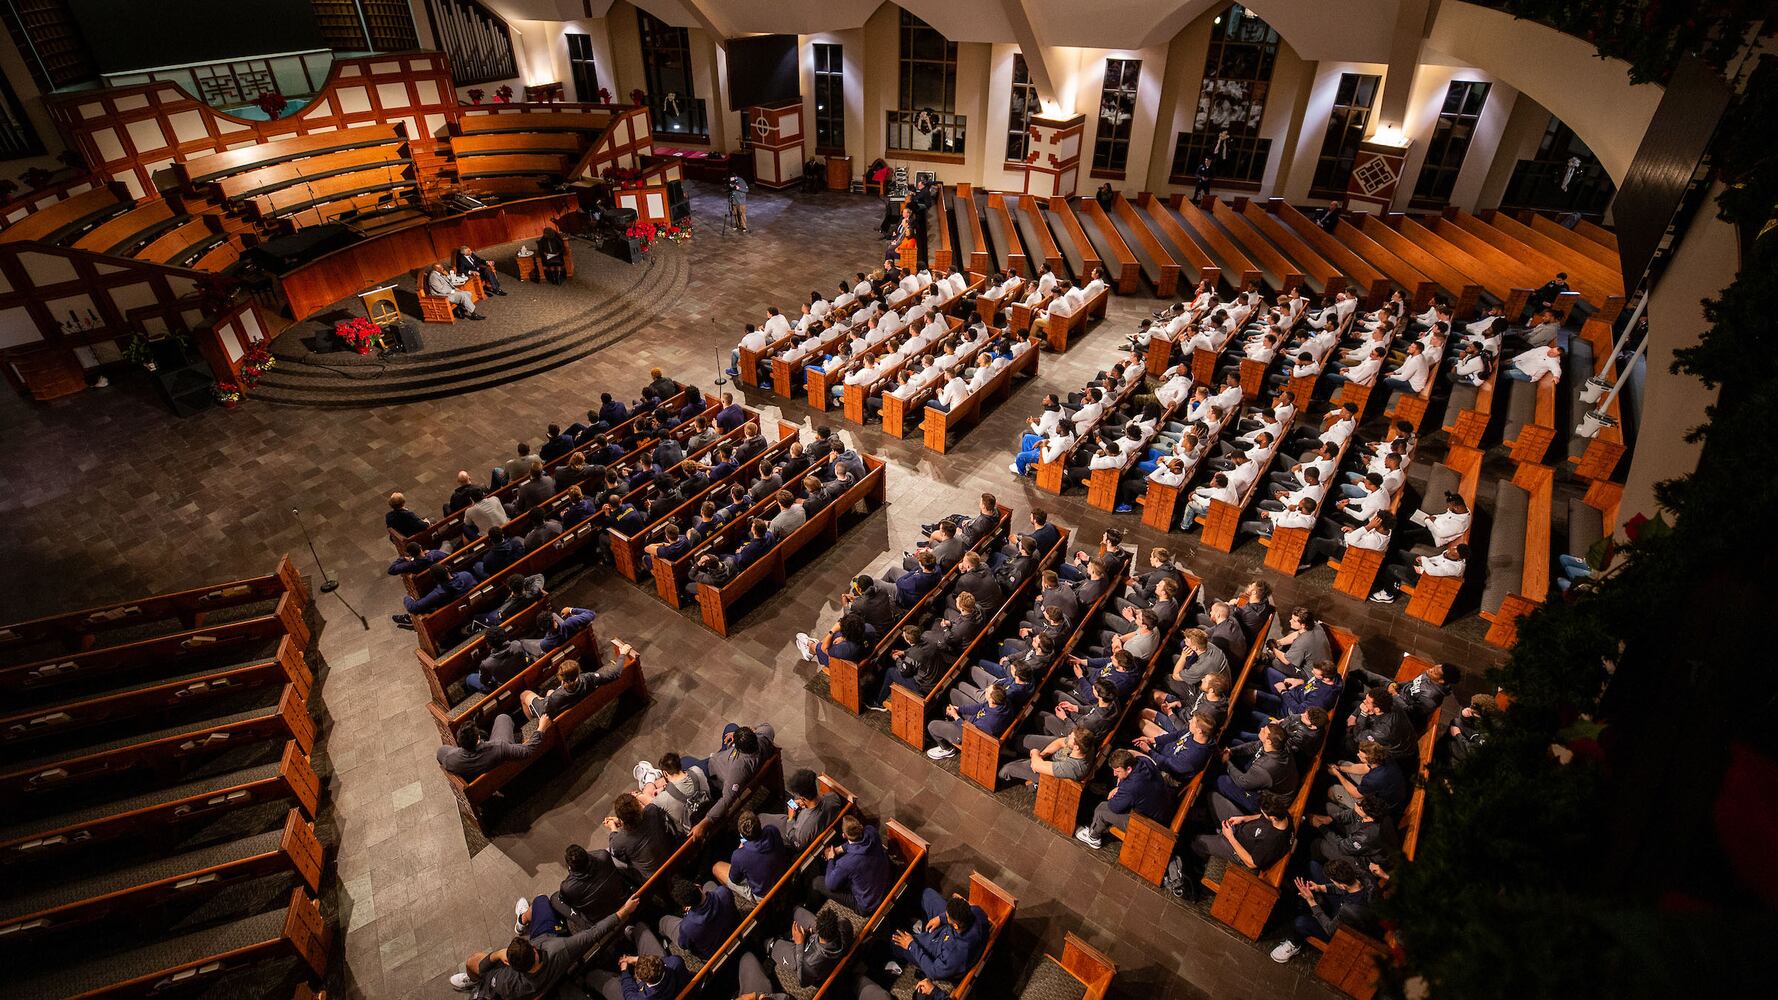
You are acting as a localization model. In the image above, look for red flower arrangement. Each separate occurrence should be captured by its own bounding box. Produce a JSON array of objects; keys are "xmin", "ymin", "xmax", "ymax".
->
[
  {"xmin": 595, "ymin": 87, "xmax": 612, "ymax": 104},
  {"xmin": 601, "ymin": 166, "xmax": 644, "ymax": 189},
  {"xmin": 334, "ymin": 317, "xmax": 385, "ymax": 355},
  {"xmin": 625, "ymin": 221, "xmax": 659, "ymax": 252},
  {"xmin": 662, "ymin": 219, "xmax": 692, "ymax": 245},
  {"xmin": 238, "ymin": 339, "xmax": 276, "ymax": 388},
  {"xmin": 629, "ymin": 88, "xmax": 647, "ymax": 108},
  {"xmin": 494, "ymin": 85, "xmax": 513, "ymax": 103},
  {"xmin": 252, "ymin": 92, "xmax": 289, "ymax": 119},
  {"xmin": 467, "ymin": 88, "xmax": 486, "ymax": 104},
  {"xmin": 213, "ymin": 380, "xmax": 242, "ymax": 407}
]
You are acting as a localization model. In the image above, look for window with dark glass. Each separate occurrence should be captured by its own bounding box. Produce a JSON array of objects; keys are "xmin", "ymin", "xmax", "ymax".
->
[
  {"xmin": 1310, "ymin": 73, "xmax": 1379, "ymax": 195},
  {"xmin": 889, "ymin": 11, "xmax": 963, "ymax": 154},
  {"xmin": 1006, "ymin": 55, "xmax": 1038, "ymax": 162},
  {"xmin": 1411, "ymin": 80, "xmax": 1490, "ymax": 206},
  {"xmin": 637, "ymin": 9, "xmax": 707, "ymax": 139},
  {"xmin": 1501, "ymin": 116, "xmax": 1616, "ymax": 217},
  {"xmin": 1092, "ymin": 58, "xmax": 1140, "ymax": 174},
  {"xmin": 813, "ymin": 43, "xmax": 845, "ymax": 153},
  {"xmin": 1168, "ymin": 5, "xmax": 1279, "ymax": 187},
  {"xmin": 566, "ymin": 32, "xmax": 599, "ymax": 103}
]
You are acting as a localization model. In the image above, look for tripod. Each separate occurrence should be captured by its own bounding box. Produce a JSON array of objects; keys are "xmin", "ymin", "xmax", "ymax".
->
[{"xmin": 721, "ymin": 200, "xmax": 743, "ymax": 236}]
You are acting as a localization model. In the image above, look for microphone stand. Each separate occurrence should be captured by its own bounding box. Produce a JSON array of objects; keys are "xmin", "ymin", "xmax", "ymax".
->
[{"xmin": 291, "ymin": 507, "xmax": 369, "ymax": 630}]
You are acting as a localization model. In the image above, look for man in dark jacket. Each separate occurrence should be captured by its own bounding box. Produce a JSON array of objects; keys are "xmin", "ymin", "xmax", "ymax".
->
[
  {"xmin": 394, "ymin": 566, "xmax": 474, "ymax": 625},
  {"xmin": 815, "ymin": 816, "xmax": 894, "ymax": 912},
  {"xmin": 552, "ymin": 844, "xmax": 629, "ymax": 925},
  {"xmin": 760, "ymin": 768, "xmax": 847, "ymax": 852},
  {"xmin": 1342, "ymin": 686, "xmax": 1417, "ymax": 765},
  {"xmin": 770, "ymin": 905, "xmax": 853, "ymax": 989},
  {"xmin": 451, "ymin": 895, "xmax": 639, "ymax": 994},
  {"xmin": 650, "ymin": 880, "xmax": 739, "ymax": 960},
  {"xmin": 386, "ymin": 491, "xmax": 429, "ymax": 536},
  {"xmin": 1267, "ymin": 858, "xmax": 1373, "ymax": 964},
  {"xmin": 436, "ymin": 712, "xmax": 550, "ymax": 777},
  {"xmin": 714, "ymin": 392, "xmax": 748, "ymax": 432},
  {"xmin": 1075, "ymin": 750, "xmax": 1169, "ymax": 848},
  {"xmin": 604, "ymin": 791, "xmax": 683, "ymax": 886},
  {"xmin": 715, "ymin": 811, "xmax": 793, "ymax": 903},
  {"xmin": 693, "ymin": 723, "xmax": 777, "ymax": 824},
  {"xmin": 891, "ymin": 550, "xmax": 942, "ymax": 609},
  {"xmin": 1212, "ymin": 723, "xmax": 1300, "ymax": 818},
  {"xmin": 886, "ymin": 890, "xmax": 989, "ymax": 982}
]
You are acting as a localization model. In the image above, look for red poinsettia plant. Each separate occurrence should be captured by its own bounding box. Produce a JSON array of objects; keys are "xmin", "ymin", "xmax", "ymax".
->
[
  {"xmin": 467, "ymin": 88, "xmax": 486, "ymax": 104},
  {"xmin": 625, "ymin": 221, "xmax": 660, "ymax": 252},
  {"xmin": 494, "ymin": 85, "xmax": 513, "ymax": 103},
  {"xmin": 238, "ymin": 339, "xmax": 276, "ymax": 388},
  {"xmin": 213, "ymin": 380, "xmax": 242, "ymax": 406},
  {"xmin": 630, "ymin": 88, "xmax": 647, "ymax": 108},
  {"xmin": 252, "ymin": 92, "xmax": 289, "ymax": 119},
  {"xmin": 663, "ymin": 219, "xmax": 692, "ymax": 244},
  {"xmin": 334, "ymin": 317, "xmax": 385, "ymax": 355},
  {"xmin": 595, "ymin": 87, "xmax": 612, "ymax": 104}
]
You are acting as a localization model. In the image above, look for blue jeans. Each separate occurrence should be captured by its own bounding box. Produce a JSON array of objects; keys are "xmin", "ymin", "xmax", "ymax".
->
[
  {"xmin": 1339, "ymin": 483, "xmax": 1366, "ymax": 499},
  {"xmin": 1014, "ymin": 448, "xmax": 1042, "ymax": 475},
  {"xmin": 1505, "ymin": 367, "xmax": 1535, "ymax": 381},
  {"xmin": 525, "ymin": 894, "xmax": 566, "ymax": 938},
  {"xmin": 1381, "ymin": 376, "xmax": 1414, "ymax": 394},
  {"xmin": 1215, "ymin": 773, "xmax": 1262, "ymax": 814}
]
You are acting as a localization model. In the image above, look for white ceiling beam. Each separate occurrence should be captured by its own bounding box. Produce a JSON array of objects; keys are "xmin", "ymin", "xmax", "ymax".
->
[
  {"xmin": 996, "ymin": 0, "xmax": 1064, "ymax": 108},
  {"xmin": 676, "ymin": 0, "xmax": 734, "ymax": 49}
]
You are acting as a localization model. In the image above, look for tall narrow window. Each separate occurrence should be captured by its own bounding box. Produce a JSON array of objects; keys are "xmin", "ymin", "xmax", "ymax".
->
[
  {"xmin": 566, "ymin": 32, "xmax": 599, "ymax": 103},
  {"xmin": 1169, "ymin": 5, "xmax": 1280, "ymax": 188},
  {"xmin": 1006, "ymin": 55, "xmax": 1038, "ymax": 162},
  {"xmin": 1411, "ymin": 80, "xmax": 1490, "ymax": 206},
  {"xmin": 813, "ymin": 43, "xmax": 845, "ymax": 153},
  {"xmin": 1501, "ymin": 116, "xmax": 1616, "ymax": 217},
  {"xmin": 889, "ymin": 11, "xmax": 963, "ymax": 154},
  {"xmin": 1310, "ymin": 73, "xmax": 1380, "ymax": 196},
  {"xmin": 1092, "ymin": 58, "xmax": 1140, "ymax": 174},
  {"xmin": 637, "ymin": 9, "xmax": 706, "ymax": 140}
]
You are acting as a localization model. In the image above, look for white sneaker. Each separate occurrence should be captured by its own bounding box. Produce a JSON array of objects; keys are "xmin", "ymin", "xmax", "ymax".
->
[
  {"xmin": 926, "ymin": 744, "xmax": 956, "ymax": 760},
  {"xmin": 1074, "ymin": 826, "xmax": 1104, "ymax": 849},
  {"xmin": 868, "ymin": 702, "xmax": 889, "ymax": 713},
  {"xmin": 513, "ymin": 896, "xmax": 528, "ymax": 933},
  {"xmin": 884, "ymin": 961, "xmax": 904, "ymax": 977},
  {"xmin": 450, "ymin": 972, "xmax": 476, "ymax": 991},
  {"xmin": 1368, "ymin": 589, "xmax": 1396, "ymax": 604},
  {"xmin": 1008, "ymin": 462, "xmax": 1022, "ymax": 476},
  {"xmin": 795, "ymin": 632, "xmax": 816, "ymax": 660},
  {"xmin": 1270, "ymin": 940, "xmax": 1301, "ymax": 963}
]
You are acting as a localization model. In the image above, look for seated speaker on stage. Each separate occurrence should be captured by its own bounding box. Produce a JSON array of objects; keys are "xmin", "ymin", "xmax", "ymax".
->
[
  {"xmin": 539, "ymin": 227, "xmax": 568, "ymax": 285},
  {"xmin": 428, "ymin": 262, "xmax": 486, "ymax": 321},
  {"xmin": 454, "ymin": 245, "xmax": 505, "ymax": 296}
]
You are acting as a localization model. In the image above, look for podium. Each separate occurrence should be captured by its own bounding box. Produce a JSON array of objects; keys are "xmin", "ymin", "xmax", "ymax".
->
[
  {"xmin": 748, "ymin": 102, "xmax": 804, "ymax": 190},
  {"xmin": 360, "ymin": 285, "xmax": 400, "ymax": 327}
]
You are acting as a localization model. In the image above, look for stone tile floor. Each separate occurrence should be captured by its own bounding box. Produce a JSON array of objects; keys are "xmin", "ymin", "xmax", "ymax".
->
[{"xmin": 0, "ymin": 181, "xmax": 1502, "ymax": 999}]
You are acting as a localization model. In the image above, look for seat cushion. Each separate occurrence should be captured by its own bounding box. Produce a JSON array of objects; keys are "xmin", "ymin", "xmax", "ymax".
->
[
  {"xmin": 1481, "ymin": 481, "xmax": 1530, "ymax": 614},
  {"xmin": 1567, "ymin": 498, "xmax": 1604, "ymax": 558},
  {"xmin": 1417, "ymin": 464, "xmax": 1461, "ymax": 517}
]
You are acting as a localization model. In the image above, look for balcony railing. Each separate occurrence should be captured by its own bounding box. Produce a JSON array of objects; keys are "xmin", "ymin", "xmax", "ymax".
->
[
  {"xmin": 1169, "ymin": 131, "xmax": 1272, "ymax": 190},
  {"xmin": 101, "ymin": 50, "xmax": 335, "ymax": 115},
  {"xmin": 1500, "ymin": 158, "xmax": 1616, "ymax": 219},
  {"xmin": 886, "ymin": 110, "xmax": 966, "ymax": 157},
  {"xmin": 649, "ymin": 96, "xmax": 709, "ymax": 141}
]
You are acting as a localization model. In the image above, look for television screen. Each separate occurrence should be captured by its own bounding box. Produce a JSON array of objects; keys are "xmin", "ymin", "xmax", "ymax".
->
[
  {"xmin": 724, "ymin": 35, "xmax": 800, "ymax": 111},
  {"xmin": 69, "ymin": 0, "xmax": 326, "ymax": 75}
]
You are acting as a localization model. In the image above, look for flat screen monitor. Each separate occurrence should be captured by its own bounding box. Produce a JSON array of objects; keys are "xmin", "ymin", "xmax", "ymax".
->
[
  {"xmin": 68, "ymin": 0, "xmax": 326, "ymax": 75},
  {"xmin": 724, "ymin": 35, "xmax": 800, "ymax": 111}
]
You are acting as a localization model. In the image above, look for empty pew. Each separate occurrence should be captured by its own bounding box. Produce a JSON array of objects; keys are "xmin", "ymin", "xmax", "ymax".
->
[
  {"xmin": 1567, "ymin": 316, "xmax": 1629, "ymax": 481},
  {"xmin": 10, "ymin": 885, "xmax": 328, "ymax": 999},
  {"xmin": 1397, "ymin": 444, "xmax": 1482, "ymax": 626},
  {"xmin": 1480, "ymin": 210, "xmax": 1625, "ymax": 319},
  {"xmin": 0, "ymin": 183, "xmax": 130, "ymax": 246},
  {"xmin": 71, "ymin": 198, "xmax": 181, "ymax": 256},
  {"xmin": 697, "ymin": 455, "xmax": 888, "ymax": 636},
  {"xmin": 452, "ymin": 153, "xmax": 571, "ymax": 179},
  {"xmin": 1168, "ymin": 195, "xmax": 1262, "ymax": 292},
  {"xmin": 1572, "ymin": 216, "xmax": 1619, "ymax": 254},
  {"xmin": 1387, "ymin": 213, "xmax": 1532, "ymax": 319},
  {"xmin": 1023, "ymin": 934, "xmax": 1116, "ymax": 1000},
  {"xmin": 0, "ymin": 557, "xmax": 306, "ymax": 662},
  {"xmin": 1202, "ymin": 625, "xmax": 1358, "ymax": 937},
  {"xmin": 953, "ymin": 184, "xmax": 991, "ymax": 275},
  {"xmin": 1333, "ymin": 219, "xmax": 1437, "ymax": 309},
  {"xmin": 1045, "ymin": 196, "xmax": 1101, "ymax": 284},
  {"xmin": 1268, "ymin": 200, "xmax": 1388, "ymax": 307},
  {"xmin": 1209, "ymin": 198, "xmax": 1306, "ymax": 296},
  {"xmin": 1310, "ymin": 656, "xmax": 1441, "ymax": 999},
  {"xmin": 1355, "ymin": 215, "xmax": 1480, "ymax": 316},
  {"xmin": 453, "ymin": 112, "xmax": 612, "ymax": 135},
  {"xmin": 922, "ymin": 342, "xmax": 1039, "ymax": 453},
  {"xmin": 1015, "ymin": 194, "xmax": 1065, "ymax": 276},
  {"xmin": 1074, "ymin": 197, "xmax": 1141, "ymax": 294},
  {"xmin": 893, "ymin": 527, "xmax": 1072, "ymax": 758},
  {"xmin": 1500, "ymin": 370, "xmax": 1559, "ymax": 465},
  {"xmin": 428, "ymin": 640, "xmax": 647, "ymax": 830},
  {"xmin": 1109, "ymin": 193, "xmax": 1180, "ymax": 297},
  {"xmin": 825, "ymin": 507, "xmax": 1012, "ymax": 713},
  {"xmin": 0, "ymin": 807, "xmax": 323, "ymax": 947},
  {"xmin": 928, "ymin": 183, "xmax": 955, "ymax": 272},
  {"xmin": 983, "ymin": 190, "xmax": 1028, "ymax": 277},
  {"xmin": 1480, "ymin": 461, "xmax": 1553, "ymax": 649},
  {"xmin": 1138, "ymin": 192, "xmax": 1222, "ymax": 292},
  {"xmin": 1241, "ymin": 199, "xmax": 1346, "ymax": 297},
  {"xmin": 214, "ymin": 142, "xmax": 410, "ymax": 202},
  {"xmin": 1424, "ymin": 214, "xmax": 1540, "ymax": 316},
  {"xmin": 1110, "ymin": 606, "xmax": 1272, "ymax": 884},
  {"xmin": 178, "ymin": 124, "xmax": 407, "ymax": 186}
]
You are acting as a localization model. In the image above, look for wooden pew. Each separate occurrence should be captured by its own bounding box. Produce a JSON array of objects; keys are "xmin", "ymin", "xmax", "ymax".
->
[
  {"xmin": 1110, "ymin": 193, "xmax": 1180, "ymax": 297},
  {"xmin": 1074, "ymin": 197, "xmax": 1141, "ymax": 294},
  {"xmin": 10, "ymin": 886, "xmax": 328, "ymax": 999},
  {"xmin": 944, "ymin": 874, "xmax": 1017, "ymax": 999},
  {"xmin": 1387, "ymin": 213, "xmax": 1531, "ymax": 318},
  {"xmin": 795, "ymin": 818, "xmax": 929, "ymax": 999},
  {"xmin": 1045, "ymin": 196, "xmax": 1102, "ymax": 284},
  {"xmin": 412, "ymin": 510, "xmax": 603, "ymax": 656},
  {"xmin": 1400, "ymin": 444, "xmax": 1482, "ymax": 626},
  {"xmin": 215, "ymin": 142, "xmax": 409, "ymax": 201},
  {"xmin": 0, "ymin": 635, "xmax": 311, "ymax": 750},
  {"xmin": 1568, "ymin": 316, "xmax": 1628, "ymax": 481},
  {"xmin": 453, "ymin": 112, "xmax": 612, "ymax": 134},
  {"xmin": 450, "ymin": 132, "xmax": 582, "ymax": 156},
  {"xmin": 1425, "ymin": 214, "xmax": 1541, "ymax": 313},
  {"xmin": 839, "ymin": 314, "xmax": 967, "ymax": 429},
  {"xmin": 0, "ymin": 557, "xmax": 306, "ymax": 660},
  {"xmin": 892, "ymin": 526, "xmax": 1070, "ymax": 757},
  {"xmin": 1033, "ymin": 376, "xmax": 1143, "ymax": 496},
  {"xmin": 1203, "ymin": 625, "xmax": 1358, "ymax": 937},
  {"xmin": 931, "ymin": 183, "xmax": 955, "ymax": 273},
  {"xmin": 0, "ymin": 183, "xmax": 129, "ymax": 246},
  {"xmin": 1137, "ymin": 192, "xmax": 1222, "ymax": 292},
  {"xmin": 1355, "ymin": 215, "xmax": 1480, "ymax": 316},
  {"xmin": 1194, "ymin": 417, "xmax": 1297, "ymax": 552},
  {"xmin": 1024, "ymin": 934, "xmax": 1116, "ymax": 1000},
  {"xmin": 1032, "ymin": 567, "xmax": 1195, "ymax": 844},
  {"xmin": 1440, "ymin": 345, "xmax": 1502, "ymax": 450},
  {"xmin": 0, "ymin": 590, "xmax": 309, "ymax": 702},
  {"xmin": 1008, "ymin": 285, "xmax": 1056, "ymax": 337},
  {"xmin": 953, "ymin": 184, "xmax": 991, "ymax": 276},
  {"xmin": 652, "ymin": 451, "xmax": 835, "ymax": 610},
  {"xmin": 1111, "ymin": 607, "xmax": 1272, "ymax": 883},
  {"xmin": 985, "ymin": 192, "xmax": 1030, "ymax": 277},
  {"xmin": 1040, "ymin": 280, "xmax": 1111, "ymax": 353},
  {"xmin": 1573, "ymin": 216, "xmax": 1619, "ymax": 253},
  {"xmin": 246, "ymin": 165, "xmax": 412, "ymax": 219},
  {"xmin": 1261, "ymin": 429, "xmax": 1364, "ymax": 578},
  {"xmin": 179, "ymin": 123, "xmax": 407, "ymax": 186},
  {"xmin": 453, "ymin": 153, "xmax": 571, "ymax": 178},
  {"xmin": 1332, "ymin": 219, "xmax": 1437, "ymax": 309},
  {"xmin": 429, "ymin": 641, "xmax": 647, "ymax": 830},
  {"xmin": 1240, "ymin": 200, "xmax": 1345, "ymax": 296},
  {"xmin": 1482, "ymin": 210, "xmax": 1626, "ymax": 316},
  {"xmin": 72, "ymin": 198, "xmax": 180, "ymax": 255},
  {"xmin": 1210, "ymin": 198, "xmax": 1305, "ymax": 295},
  {"xmin": 696, "ymin": 455, "xmax": 888, "ymax": 636},
  {"xmin": 1480, "ymin": 461, "xmax": 1553, "ymax": 649},
  {"xmin": 1016, "ymin": 195, "xmax": 1065, "ymax": 276},
  {"xmin": 1168, "ymin": 195, "xmax": 1262, "ymax": 292},
  {"xmin": 923, "ymin": 342, "xmax": 1039, "ymax": 453},
  {"xmin": 1501, "ymin": 370, "xmax": 1559, "ymax": 465},
  {"xmin": 1311, "ymin": 656, "xmax": 1442, "ymax": 999},
  {"xmin": 1268, "ymin": 200, "xmax": 1388, "ymax": 307},
  {"xmin": 826, "ymin": 507, "xmax": 1012, "ymax": 713}
]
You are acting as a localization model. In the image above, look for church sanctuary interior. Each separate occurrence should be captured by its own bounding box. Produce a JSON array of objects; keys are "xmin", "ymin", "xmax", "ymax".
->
[{"xmin": 0, "ymin": 1, "xmax": 1771, "ymax": 998}]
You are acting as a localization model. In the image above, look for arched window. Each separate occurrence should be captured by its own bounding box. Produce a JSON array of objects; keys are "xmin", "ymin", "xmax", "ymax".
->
[{"xmin": 1169, "ymin": 5, "xmax": 1279, "ymax": 189}]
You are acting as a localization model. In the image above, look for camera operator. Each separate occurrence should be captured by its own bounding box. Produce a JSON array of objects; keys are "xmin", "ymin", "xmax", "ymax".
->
[{"xmin": 727, "ymin": 174, "xmax": 750, "ymax": 232}]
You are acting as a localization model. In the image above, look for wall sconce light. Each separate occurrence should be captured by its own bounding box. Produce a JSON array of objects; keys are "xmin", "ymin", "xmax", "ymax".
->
[{"xmin": 1372, "ymin": 123, "xmax": 1409, "ymax": 147}]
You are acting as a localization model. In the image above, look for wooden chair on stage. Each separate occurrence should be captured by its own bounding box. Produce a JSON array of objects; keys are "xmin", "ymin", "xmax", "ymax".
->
[{"xmin": 414, "ymin": 268, "xmax": 486, "ymax": 323}]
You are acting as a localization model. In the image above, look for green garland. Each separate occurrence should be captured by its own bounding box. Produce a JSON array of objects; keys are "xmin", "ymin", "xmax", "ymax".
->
[{"xmin": 1380, "ymin": 17, "xmax": 1777, "ymax": 998}]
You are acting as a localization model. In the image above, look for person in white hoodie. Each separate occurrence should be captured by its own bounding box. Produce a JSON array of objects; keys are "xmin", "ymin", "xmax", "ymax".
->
[{"xmin": 1241, "ymin": 495, "xmax": 1318, "ymax": 539}]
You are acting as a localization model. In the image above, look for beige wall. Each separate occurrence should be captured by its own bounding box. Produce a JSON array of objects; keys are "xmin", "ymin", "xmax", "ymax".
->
[
  {"xmin": 1474, "ymin": 91, "xmax": 1551, "ymax": 211},
  {"xmin": 1386, "ymin": 54, "xmax": 1519, "ymax": 212}
]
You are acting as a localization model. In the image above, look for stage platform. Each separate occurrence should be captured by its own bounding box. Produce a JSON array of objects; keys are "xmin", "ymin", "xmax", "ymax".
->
[{"xmin": 252, "ymin": 237, "xmax": 688, "ymax": 408}]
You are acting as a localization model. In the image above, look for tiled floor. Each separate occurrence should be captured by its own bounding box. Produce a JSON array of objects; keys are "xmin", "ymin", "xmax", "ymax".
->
[{"xmin": 0, "ymin": 182, "xmax": 1502, "ymax": 999}]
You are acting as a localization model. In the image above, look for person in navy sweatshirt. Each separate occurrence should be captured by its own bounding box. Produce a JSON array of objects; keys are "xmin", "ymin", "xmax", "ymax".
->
[
  {"xmin": 528, "ymin": 606, "xmax": 596, "ymax": 657},
  {"xmin": 714, "ymin": 393, "xmax": 748, "ymax": 432},
  {"xmin": 892, "ymin": 549, "xmax": 943, "ymax": 609},
  {"xmin": 814, "ymin": 815, "xmax": 894, "ymax": 912},
  {"xmin": 1076, "ymin": 750, "xmax": 1169, "ymax": 849},
  {"xmin": 585, "ymin": 950, "xmax": 686, "ymax": 1000},
  {"xmin": 597, "ymin": 393, "xmax": 629, "ymax": 429},
  {"xmin": 654, "ymin": 880, "xmax": 738, "ymax": 960},
  {"xmin": 925, "ymin": 684, "xmax": 1014, "ymax": 760},
  {"xmin": 885, "ymin": 890, "xmax": 989, "ymax": 983},
  {"xmin": 1136, "ymin": 711, "xmax": 1219, "ymax": 780},
  {"xmin": 393, "ymin": 565, "xmax": 474, "ymax": 626},
  {"xmin": 473, "ymin": 525, "xmax": 526, "ymax": 579},
  {"xmin": 713, "ymin": 811, "xmax": 792, "ymax": 904},
  {"xmin": 388, "ymin": 541, "xmax": 446, "ymax": 576},
  {"xmin": 1250, "ymin": 658, "xmax": 1343, "ymax": 719}
]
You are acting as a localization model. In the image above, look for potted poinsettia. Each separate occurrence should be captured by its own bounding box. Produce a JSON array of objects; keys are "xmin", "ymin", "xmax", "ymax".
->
[
  {"xmin": 333, "ymin": 317, "xmax": 385, "ymax": 355},
  {"xmin": 494, "ymin": 85, "xmax": 513, "ymax": 103},
  {"xmin": 213, "ymin": 380, "xmax": 242, "ymax": 408},
  {"xmin": 467, "ymin": 88, "xmax": 485, "ymax": 105},
  {"xmin": 238, "ymin": 340, "xmax": 276, "ymax": 387},
  {"xmin": 252, "ymin": 92, "xmax": 289, "ymax": 119}
]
